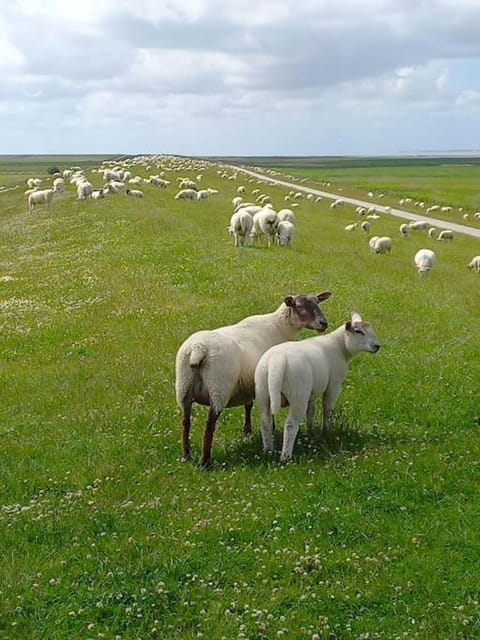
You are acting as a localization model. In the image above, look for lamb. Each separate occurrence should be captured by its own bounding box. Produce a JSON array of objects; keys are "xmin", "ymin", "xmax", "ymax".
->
[
  {"xmin": 175, "ymin": 292, "xmax": 331, "ymax": 468},
  {"xmin": 126, "ymin": 189, "xmax": 144, "ymax": 198},
  {"xmin": 175, "ymin": 189, "xmax": 198, "ymax": 201},
  {"xmin": 91, "ymin": 189, "xmax": 105, "ymax": 200},
  {"xmin": 255, "ymin": 312, "xmax": 380, "ymax": 462},
  {"xmin": 467, "ymin": 256, "xmax": 480, "ymax": 272},
  {"xmin": 229, "ymin": 210, "xmax": 253, "ymax": 247},
  {"xmin": 438, "ymin": 229, "xmax": 454, "ymax": 241},
  {"xmin": 252, "ymin": 209, "xmax": 279, "ymax": 247},
  {"xmin": 414, "ymin": 249, "xmax": 436, "ymax": 275},
  {"xmin": 28, "ymin": 188, "xmax": 55, "ymax": 213},
  {"xmin": 374, "ymin": 237, "xmax": 392, "ymax": 254},
  {"xmin": 276, "ymin": 220, "xmax": 295, "ymax": 247},
  {"xmin": 400, "ymin": 223, "xmax": 409, "ymax": 237}
]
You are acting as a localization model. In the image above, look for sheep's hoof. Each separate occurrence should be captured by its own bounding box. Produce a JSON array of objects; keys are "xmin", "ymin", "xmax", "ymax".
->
[
  {"xmin": 181, "ymin": 454, "xmax": 192, "ymax": 463},
  {"xmin": 199, "ymin": 459, "xmax": 213, "ymax": 471}
]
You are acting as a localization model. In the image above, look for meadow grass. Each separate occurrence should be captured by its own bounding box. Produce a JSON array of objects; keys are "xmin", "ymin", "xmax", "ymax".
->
[{"xmin": 0, "ymin": 157, "xmax": 479, "ymax": 639}]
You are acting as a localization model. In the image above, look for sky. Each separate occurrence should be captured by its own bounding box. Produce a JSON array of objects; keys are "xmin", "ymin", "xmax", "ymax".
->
[{"xmin": 1, "ymin": 0, "xmax": 480, "ymax": 156}]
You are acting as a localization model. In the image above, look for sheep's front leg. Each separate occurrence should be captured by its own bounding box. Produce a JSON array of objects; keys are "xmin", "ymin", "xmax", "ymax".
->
[
  {"xmin": 243, "ymin": 402, "xmax": 253, "ymax": 435},
  {"xmin": 200, "ymin": 406, "xmax": 221, "ymax": 469},
  {"xmin": 306, "ymin": 398, "xmax": 316, "ymax": 436}
]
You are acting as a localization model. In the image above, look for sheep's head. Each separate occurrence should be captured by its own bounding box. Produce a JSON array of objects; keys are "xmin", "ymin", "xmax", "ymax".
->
[
  {"xmin": 345, "ymin": 312, "xmax": 380, "ymax": 354},
  {"xmin": 284, "ymin": 292, "xmax": 331, "ymax": 333}
]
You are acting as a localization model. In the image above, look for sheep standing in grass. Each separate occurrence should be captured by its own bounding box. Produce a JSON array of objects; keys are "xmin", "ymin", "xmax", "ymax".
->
[
  {"xmin": 438, "ymin": 229, "xmax": 454, "ymax": 241},
  {"xmin": 28, "ymin": 188, "xmax": 55, "ymax": 213},
  {"xmin": 414, "ymin": 249, "xmax": 436, "ymax": 275},
  {"xmin": 374, "ymin": 237, "xmax": 392, "ymax": 254},
  {"xmin": 175, "ymin": 292, "xmax": 331, "ymax": 468},
  {"xmin": 229, "ymin": 210, "xmax": 253, "ymax": 247},
  {"xmin": 252, "ymin": 209, "xmax": 278, "ymax": 247},
  {"xmin": 361, "ymin": 221, "xmax": 370, "ymax": 233},
  {"xmin": 255, "ymin": 312, "xmax": 380, "ymax": 462},
  {"xmin": 175, "ymin": 188, "xmax": 198, "ymax": 201},
  {"xmin": 400, "ymin": 223, "xmax": 409, "ymax": 237},
  {"xmin": 368, "ymin": 236, "xmax": 379, "ymax": 252},
  {"xmin": 276, "ymin": 220, "xmax": 295, "ymax": 247},
  {"xmin": 467, "ymin": 256, "xmax": 480, "ymax": 272}
]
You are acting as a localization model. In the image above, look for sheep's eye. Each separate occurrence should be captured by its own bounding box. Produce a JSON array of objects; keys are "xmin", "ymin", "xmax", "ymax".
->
[{"xmin": 354, "ymin": 328, "xmax": 365, "ymax": 335}]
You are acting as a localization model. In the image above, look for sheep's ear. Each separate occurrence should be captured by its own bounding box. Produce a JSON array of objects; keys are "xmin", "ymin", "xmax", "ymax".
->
[
  {"xmin": 316, "ymin": 291, "xmax": 332, "ymax": 302},
  {"xmin": 351, "ymin": 311, "xmax": 362, "ymax": 325},
  {"xmin": 345, "ymin": 320, "xmax": 353, "ymax": 332},
  {"xmin": 284, "ymin": 296, "xmax": 295, "ymax": 307}
]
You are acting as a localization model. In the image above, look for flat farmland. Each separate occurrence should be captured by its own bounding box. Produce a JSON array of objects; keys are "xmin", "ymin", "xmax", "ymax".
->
[{"xmin": 0, "ymin": 155, "xmax": 479, "ymax": 639}]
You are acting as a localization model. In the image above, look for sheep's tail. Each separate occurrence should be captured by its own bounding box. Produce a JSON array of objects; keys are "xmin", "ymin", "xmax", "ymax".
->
[
  {"xmin": 268, "ymin": 354, "xmax": 287, "ymax": 416},
  {"xmin": 189, "ymin": 343, "xmax": 208, "ymax": 368}
]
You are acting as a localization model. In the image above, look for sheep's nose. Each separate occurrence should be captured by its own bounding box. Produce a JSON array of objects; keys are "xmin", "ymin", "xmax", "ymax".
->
[{"xmin": 372, "ymin": 344, "xmax": 381, "ymax": 352}]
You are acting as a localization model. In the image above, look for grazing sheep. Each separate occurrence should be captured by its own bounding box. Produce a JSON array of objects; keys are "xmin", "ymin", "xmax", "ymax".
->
[
  {"xmin": 330, "ymin": 199, "xmax": 344, "ymax": 210},
  {"xmin": 400, "ymin": 223, "xmax": 409, "ymax": 237},
  {"xmin": 368, "ymin": 236, "xmax": 380, "ymax": 252},
  {"xmin": 28, "ymin": 188, "xmax": 55, "ymax": 213},
  {"xmin": 126, "ymin": 189, "xmax": 144, "ymax": 198},
  {"xmin": 149, "ymin": 177, "xmax": 170, "ymax": 188},
  {"xmin": 360, "ymin": 221, "xmax": 370, "ymax": 233},
  {"xmin": 255, "ymin": 312, "xmax": 380, "ymax": 462},
  {"xmin": 409, "ymin": 220, "xmax": 430, "ymax": 231},
  {"xmin": 438, "ymin": 229, "xmax": 454, "ymax": 241},
  {"xmin": 374, "ymin": 237, "xmax": 392, "ymax": 254},
  {"xmin": 175, "ymin": 189, "xmax": 198, "ymax": 201},
  {"xmin": 428, "ymin": 228, "xmax": 437, "ymax": 239},
  {"xmin": 426, "ymin": 205, "xmax": 440, "ymax": 214},
  {"xmin": 277, "ymin": 208, "xmax": 295, "ymax": 224},
  {"xmin": 467, "ymin": 256, "xmax": 480, "ymax": 272},
  {"xmin": 384, "ymin": 206, "xmax": 391, "ymax": 213},
  {"xmin": 276, "ymin": 220, "xmax": 295, "ymax": 247},
  {"xmin": 175, "ymin": 292, "xmax": 331, "ymax": 468},
  {"xmin": 77, "ymin": 181, "xmax": 94, "ymax": 200},
  {"xmin": 53, "ymin": 177, "xmax": 65, "ymax": 193},
  {"xmin": 229, "ymin": 210, "xmax": 253, "ymax": 247},
  {"xmin": 237, "ymin": 186, "xmax": 246, "ymax": 194},
  {"xmin": 252, "ymin": 209, "xmax": 279, "ymax": 247},
  {"xmin": 441, "ymin": 206, "xmax": 452, "ymax": 212},
  {"xmin": 414, "ymin": 249, "xmax": 436, "ymax": 275},
  {"xmin": 232, "ymin": 196, "xmax": 244, "ymax": 207},
  {"xmin": 179, "ymin": 179, "xmax": 198, "ymax": 190},
  {"xmin": 474, "ymin": 212, "xmax": 480, "ymax": 220},
  {"xmin": 344, "ymin": 223, "xmax": 357, "ymax": 232},
  {"xmin": 196, "ymin": 189, "xmax": 211, "ymax": 200}
]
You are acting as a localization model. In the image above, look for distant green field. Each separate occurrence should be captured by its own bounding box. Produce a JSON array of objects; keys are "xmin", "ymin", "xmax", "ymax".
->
[{"xmin": 1, "ymin": 156, "xmax": 479, "ymax": 639}]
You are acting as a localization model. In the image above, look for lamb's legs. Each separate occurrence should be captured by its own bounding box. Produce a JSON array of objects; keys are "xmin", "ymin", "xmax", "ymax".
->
[
  {"xmin": 200, "ymin": 407, "xmax": 221, "ymax": 469},
  {"xmin": 243, "ymin": 402, "xmax": 253, "ymax": 435},
  {"xmin": 322, "ymin": 386, "xmax": 340, "ymax": 436},
  {"xmin": 181, "ymin": 397, "xmax": 193, "ymax": 461}
]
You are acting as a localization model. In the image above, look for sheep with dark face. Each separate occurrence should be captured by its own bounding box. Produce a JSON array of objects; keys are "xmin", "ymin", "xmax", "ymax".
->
[{"xmin": 175, "ymin": 292, "xmax": 331, "ymax": 468}]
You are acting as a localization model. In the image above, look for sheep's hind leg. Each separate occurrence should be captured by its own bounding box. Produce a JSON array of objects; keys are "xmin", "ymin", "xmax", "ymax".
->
[
  {"xmin": 243, "ymin": 402, "xmax": 253, "ymax": 435},
  {"xmin": 306, "ymin": 397, "xmax": 316, "ymax": 436},
  {"xmin": 181, "ymin": 397, "xmax": 193, "ymax": 462},
  {"xmin": 200, "ymin": 407, "xmax": 221, "ymax": 470}
]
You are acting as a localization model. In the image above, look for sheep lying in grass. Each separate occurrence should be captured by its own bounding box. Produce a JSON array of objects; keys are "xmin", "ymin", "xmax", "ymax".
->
[
  {"xmin": 255, "ymin": 312, "xmax": 380, "ymax": 462},
  {"xmin": 467, "ymin": 256, "xmax": 480, "ymax": 272},
  {"xmin": 175, "ymin": 292, "xmax": 331, "ymax": 468},
  {"xmin": 414, "ymin": 249, "xmax": 436, "ymax": 275}
]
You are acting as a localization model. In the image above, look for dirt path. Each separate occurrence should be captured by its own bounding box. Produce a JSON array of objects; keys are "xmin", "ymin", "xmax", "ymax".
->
[{"xmin": 231, "ymin": 165, "xmax": 480, "ymax": 240}]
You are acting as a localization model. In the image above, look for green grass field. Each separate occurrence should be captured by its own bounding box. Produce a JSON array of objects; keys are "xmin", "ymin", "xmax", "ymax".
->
[{"xmin": 1, "ymin": 156, "xmax": 479, "ymax": 639}]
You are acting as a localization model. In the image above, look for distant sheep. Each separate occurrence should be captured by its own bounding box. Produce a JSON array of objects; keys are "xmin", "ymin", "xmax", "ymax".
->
[
  {"xmin": 345, "ymin": 223, "xmax": 357, "ymax": 232},
  {"xmin": 400, "ymin": 223, "xmax": 409, "ymax": 237},
  {"xmin": 409, "ymin": 220, "xmax": 430, "ymax": 231},
  {"xmin": 175, "ymin": 189, "xmax": 198, "ymax": 201},
  {"xmin": 414, "ymin": 249, "xmax": 436, "ymax": 275},
  {"xmin": 360, "ymin": 221, "xmax": 370, "ymax": 233},
  {"xmin": 374, "ymin": 237, "xmax": 392, "ymax": 254},
  {"xmin": 255, "ymin": 312, "xmax": 380, "ymax": 461},
  {"xmin": 467, "ymin": 256, "xmax": 480, "ymax": 272},
  {"xmin": 438, "ymin": 229, "xmax": 454, "ymax": 241},
  {"xmin": 28, "ymin": 188, "xmax": 55, "ymax": 213},
  {"xmin": 126, "ymin": 189, "xmax": 143, "ymax": 198}
]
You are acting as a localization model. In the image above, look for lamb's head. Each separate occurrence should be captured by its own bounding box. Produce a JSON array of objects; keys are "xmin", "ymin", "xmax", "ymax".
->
[
  {"xmin": 345, "ymin": 312, "xmax": 380, "ymax": 355},
  {"xmin": 284, "ymin": 292, "xmax": 331, "ymax": 333}
]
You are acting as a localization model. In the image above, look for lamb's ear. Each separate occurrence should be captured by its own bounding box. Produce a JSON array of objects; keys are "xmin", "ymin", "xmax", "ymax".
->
[
  {"xmin": 345, "ymin": 320, "xmax": 353, "ymax": 332},
  {"xmin": 351, "ymin": 311, "xmax": 362, "ymax": 325},
  {"xmin": 284, "ymin": 296, "xmax": 295, "ymax": 307},
  {"xmin": 316, "ymin": 291, "xmax": 332, "ymax": 302}
]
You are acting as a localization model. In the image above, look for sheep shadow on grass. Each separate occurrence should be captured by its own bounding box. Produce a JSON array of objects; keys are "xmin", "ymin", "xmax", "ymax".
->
[{"xmin": 217, "ymin": 406, "xmax": 377, "ymax": 470}]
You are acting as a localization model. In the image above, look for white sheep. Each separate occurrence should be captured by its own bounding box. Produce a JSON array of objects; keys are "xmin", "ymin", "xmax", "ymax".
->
[
  {"xmin": 237, "ymin": 186, "xmax": 246, "ymax": 194},
  {"xmin": 368, "ymin": 236, "xmax": 380, "ymax": 252},
  {"xmin": 428, "ymin": 227, "xmax": 437, "ymax": 239},
  {"xmin": 438, "ymin": 229, "xmax": 454, "ymax": 241},
  {"xmin": 400, "ymin": 223, "xmax": 409, "ymax": 237},
  {"xmin": 232, "ymin": 196, "xmax": 244, "ymax": 207},
  {"xmin": 255, "ymin": 312, "xmax": 380, "ymax": 462},
  {"xmin": 252, "ymin": 209, "xmax": 279, "ymax": 247},
  {"xmin": 149, "ymin": 177, "xmax": 169, "ymax": 188},
  {"xmin": 277, "ymin": 208, "xmax": 295, "ymax": 224},
  {"xmin": 28, "ymin": 188, "xmax": 55, "ymax": 213},
  {"xmin": 126, "ymin": 189, "xmax": 144, "ymax": 198},
  {"xmin": 414, "ymin": 249, "xmax": 436, "ymax": 275},
  {"xmin": 175, "ymin": 189, "xmax": 198, "ymax": 201},
  {"xmin": 276, "ymin": 220, "xmax": 295, "ymax": 247},
  {"xmin": 175, "ymin": 292, "xmax": 331, "ymax": 468},
  {"xmin": 179, "ymin": 179, "xmax": 198, "ymax": 190},
  {"xmin": 330, "ymin": 199, "xmax": 344, "ymax": 210},
  {"xmin": 467, "ymin": 256, "xmax": 480, "ymax": 272},
  {"xmin": 374, "ymin": 237, "xmax": 392, "ymax": 254},
  {"xmin": 360, "ymin": 221, "xmax": 370, "ymax": 233},
  {"xmin": 77, "ymin": 181, "xmax": 94, "ymax": 200},
  {"xmin": 229, "ymin": 210, "xmax": 253, "ymax": 247},
  {"xmin": 426, "ymin": 205, "xmax": 440, "ymax": 214},
  {"xmin": 344, "ymin": 223, "xmax": 357, "ymax": 232},
  {"xmin": 53, "ymin": 177, "xmax": 65, "ymax": 193},
  {"xmin": 104, "ymin": 181, "xmax": 126, "ymax": 194},
  {"xmin": 409, "ymin": 220, "xmax": 430, "ymax": 231},
  {"xmin": 196, "ymin": 189, "xmax": 211, "ymax": 200}
]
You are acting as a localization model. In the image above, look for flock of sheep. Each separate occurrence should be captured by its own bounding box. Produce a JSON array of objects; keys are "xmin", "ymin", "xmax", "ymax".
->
[{"xmin": 18, "ymin": 154, "xmax": 479, "ymax": 466}]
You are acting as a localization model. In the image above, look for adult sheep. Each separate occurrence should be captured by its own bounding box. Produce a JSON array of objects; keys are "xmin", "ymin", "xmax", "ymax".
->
[
  {"xmin": 255, "ymin": 312, "xmax": 380, "ymax": 462},
  {"xmin": 175, "ymin": 292, "xmax": 331, "ymax": 468},
  {"xmin": 28, "ymin": 188, "xmax": 55, "ymax": 213},
  {"xmin": 229, "ymin": 210, "xmax": 253, "ymax": 247},
  {"xmin": 414, "ymin": 249, "xmax": 436, "ymax": 275},
  {"xmin": 252, "ymin": 209, "xmax": 278, "ymax": 247},
  {"xmin": 175, "ymin": 189, "xmax": 198, "ymax": 201},
  {"xmin": 277, "ymin": 208, "xmax": 295, "ymax": 224},
  {"xmin": 467, "ymin": 256, "xmax": 480, "ymax": 272},
  {"xmin": 276, "ymin": 220, "xmax": 295, "ymax": 247},
  {"xmin": 438, "ymin": 229, "xmax": 454, "ymax": 241},
  {"xmin": 374, "ymin": 237, "xmax": 392, "ymax": 254}
]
